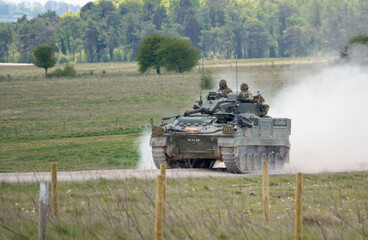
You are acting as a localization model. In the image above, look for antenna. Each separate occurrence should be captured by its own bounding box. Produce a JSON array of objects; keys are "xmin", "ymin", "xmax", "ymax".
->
[{"xmin": 236, "ymin": 54, "xmax": 238, "ymax": 94}]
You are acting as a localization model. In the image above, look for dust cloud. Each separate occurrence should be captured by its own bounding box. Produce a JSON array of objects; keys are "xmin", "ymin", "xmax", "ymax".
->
[
  {"xmin": 136, "ymin": 130, "xmax": 155, "ymax": 169},
  {"xmin": 137, "ymin": 63, "xmax": 368, "ymax": 174},
  {"xmin": 270, "ymin": 65, "xmax": 368, "ymax": 173}
]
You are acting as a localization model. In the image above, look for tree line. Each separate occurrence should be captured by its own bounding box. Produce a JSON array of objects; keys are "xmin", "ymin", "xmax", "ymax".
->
[
  {"xmin": 0, "ymin": 0, "xmax": 367, "ymax": 63},
  {"xmin": 0, "ymin": 0, "xmax": 80, "ymax": 22}
]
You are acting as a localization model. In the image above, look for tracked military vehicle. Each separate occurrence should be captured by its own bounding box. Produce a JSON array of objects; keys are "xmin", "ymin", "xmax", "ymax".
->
[{"xmin": 150, "ymin": 92, "xmax": 291, "ymax": 174}]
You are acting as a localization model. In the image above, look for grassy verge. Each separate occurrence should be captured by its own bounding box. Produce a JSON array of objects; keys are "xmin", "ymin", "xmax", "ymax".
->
[
  {"xmin": 0, "ymin": 172, "xmax": 367, "ymax": 239},
  {"xmin": 0, "ymin": 134, "xmax": 140, "ymax": 172}
]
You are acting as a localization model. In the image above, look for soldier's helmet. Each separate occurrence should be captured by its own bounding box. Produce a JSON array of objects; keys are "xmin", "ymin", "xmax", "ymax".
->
[
  {"xmin": 219, "ymin": 79, "xmax": 227, "ymax": 89},
  {"xmin": 240, "ymin": 83, "xmax": 249, "ymax": 91}
]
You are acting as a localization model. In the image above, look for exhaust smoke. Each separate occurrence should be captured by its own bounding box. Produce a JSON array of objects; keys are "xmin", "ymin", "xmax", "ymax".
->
[{"xmin": 271, "ymin": 65, "xmax": 368, "ymax": 173}]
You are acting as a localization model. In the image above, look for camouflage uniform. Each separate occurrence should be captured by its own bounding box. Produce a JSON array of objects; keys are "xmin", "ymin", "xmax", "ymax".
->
[
  {"xmin": 217, "ymin": 79, "xmax": 233, "ymax": 97},
  {"xmin": 255, "ymin": 92, "xmax": 270, "ymax": 116},
  {"xmin": 239, "ymin": 83, "xmax": 254, "ymax": 101}
]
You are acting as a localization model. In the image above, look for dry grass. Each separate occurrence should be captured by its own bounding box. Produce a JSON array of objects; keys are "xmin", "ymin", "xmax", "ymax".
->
[{"xmin": 0, "ymin": 172, "xmax": 367, "ymax": 239}]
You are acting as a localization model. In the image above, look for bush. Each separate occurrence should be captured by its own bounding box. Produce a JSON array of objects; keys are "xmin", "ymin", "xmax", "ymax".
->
[
  {"xmin": 113, "ymin": 49, "xmax": 123, "ymax": 62},
  {"xmin": 340, "ymin": 34, "xmax": 368, "ymax": 60},
  {"xmin": 47, "ymin": 64, "xmax": 76, "ymax": 78},
  {"xmin": 200, "ymin": 70, "xmax": 215, "ymax": 90},
  {"xmin": 58, "ymin": 54, "xmax": 70, "ymax": 64},
  {"xmin": 101, "ymin": 54, "xmax": 111, "ymax": 62}
]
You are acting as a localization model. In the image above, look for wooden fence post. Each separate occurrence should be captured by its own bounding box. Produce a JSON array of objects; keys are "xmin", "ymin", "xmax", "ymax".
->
[
  {"xmin": 160, "ymin": 164, "xmax": 166, "ymax": 204},
  {"xmin": 51, "ymin": 163, "xmax": 58, "ymax": 217},
  {"xmin": 38, "ymin": 182, "xmax": 49, "ymax": 240},
  {"xmin": 262, "ymin": 161, "xmax": 270, "ymax": 224},
  {"xmin": 155, "ymin": 175, "xmax": 164, "ymax": 240},
  {"xmin": 295, "ymin": 173, "xmax": 303, "ymax": 240}
]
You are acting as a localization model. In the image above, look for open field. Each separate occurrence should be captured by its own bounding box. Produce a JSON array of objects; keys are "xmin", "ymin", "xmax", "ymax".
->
[
  {"xmin": 0, "ymin": 58, "xmax": 330, "ymax": 172},
  {"xmin": 0, "ymin": 172, "xmax": 367, "ymax": 239},
  {"xmin": 1, "ymin": 59, "xmax": 368, "ymax": 239}
]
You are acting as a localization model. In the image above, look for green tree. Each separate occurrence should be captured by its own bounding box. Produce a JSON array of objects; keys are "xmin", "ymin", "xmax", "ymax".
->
[
  {"xmin": 152, "ymin": 4, "xmax": 168, "ymax": 30},
  {"xmin": 244, "ymin": 18, "xmax": 271, "ymax": 58},
  {"xmin": 0, "ymin": 25, "xmax": 12, "ymax": 62},
  {"xmin": 172, "ymin": 0, "xmax": 201, "ymax": 47},
  {"xmin": 55, "ymin": 15, "xmax": 81, "ymax": 55},
  {"xmin": 158, "ymin": 37, "xmax": 200, "ymax": 73},
  {"xmin": 32, "ymin": 45, "xmax": 57, "ymax": 76},
  {"xmin": 341, "ymin": 34, "xmax": 368, "ymax": 60},
  {"xmin": 137, "ymin": 33, "xmax": 168, "ymax": 74},
  {"xmin": 282, "ymin": 25, "xmax": 313, "ymax": 57},
  {"xmin": 82, "ymin": 20, "xmax": 98, "ymax": 62},
  {"xmin": 137, "ymin": 34, "xmax": 200, "ymax": 74},
  {"xmin": 348, "ymin": 34, "xmax": 368, "ymax": 46}
]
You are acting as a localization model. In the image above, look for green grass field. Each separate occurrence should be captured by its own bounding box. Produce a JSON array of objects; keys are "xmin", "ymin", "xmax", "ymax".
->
[
  {"xmin": 0, "ymin": 58, "xmax": 328, "ymax": 172},
  {"xmin": 1, "ymin": 58, "xmax": 367, "ymax": 239}
]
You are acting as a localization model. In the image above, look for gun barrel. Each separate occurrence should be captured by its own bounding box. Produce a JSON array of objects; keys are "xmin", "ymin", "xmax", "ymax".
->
[
  {"xmin": 162, "ymin": 114, "xmax": 181, "ymax": 120},
  {"xmin": 185, "ymin": 107, "xmax": 203, "ymax": 116}
]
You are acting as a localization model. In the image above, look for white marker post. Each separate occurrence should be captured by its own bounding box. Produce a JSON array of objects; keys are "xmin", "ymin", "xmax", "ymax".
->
[{"xmin": 38, "ymin": 182, "xmax": 49, "ymax": 240}]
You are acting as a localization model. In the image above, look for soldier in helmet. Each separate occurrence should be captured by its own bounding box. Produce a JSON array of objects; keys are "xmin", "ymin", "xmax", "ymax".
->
[
  {"xmin": 256, "ymin": 92, "xmax": 270, "ymax": 116},
  {"xmin": 239, "ymin": 83, "xmax": 254, "ymax": 101},
  {"xmin": 254, "ymin": 91, "xmax": 270, "ymax": 116},
  {"xmin": 217, "ymin": 79, "xmax": 232, "ymax": 97}
]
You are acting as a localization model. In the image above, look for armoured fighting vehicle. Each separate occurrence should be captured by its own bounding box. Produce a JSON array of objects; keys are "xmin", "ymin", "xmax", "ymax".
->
[{"xmin": 150, "ymin": 91, "xmax": 291, "ymax": 173}]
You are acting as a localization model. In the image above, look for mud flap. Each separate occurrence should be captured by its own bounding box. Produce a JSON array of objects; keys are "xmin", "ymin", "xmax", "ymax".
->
[{"xmin": 212, "ymin": 160, "xmax": 226, "ymax": 168}]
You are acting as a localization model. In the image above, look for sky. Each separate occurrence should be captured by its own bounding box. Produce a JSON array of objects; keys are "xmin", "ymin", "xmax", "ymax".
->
[{"xmin": 5, "ymin": 0, "xmax": 91, "ymax": 6}]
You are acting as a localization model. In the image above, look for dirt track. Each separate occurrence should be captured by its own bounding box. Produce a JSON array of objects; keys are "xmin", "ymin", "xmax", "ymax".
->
[
  {"xmin": 0, "ymin": 63, "xmax": 33, "ymax": 66},
  {"xmin": 0, "ymin": 169, "xmax": 265, "ymax": 183}
]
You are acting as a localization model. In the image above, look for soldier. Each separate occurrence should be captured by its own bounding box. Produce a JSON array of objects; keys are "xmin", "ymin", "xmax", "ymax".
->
[
  {"xmin": 217, "ymin": 79, "xmax": 232, "ymax": 97},
  {"xmin": 254, "ymin": 91, "xmax": 270, "ymax": 116},
  {"xmin": 239, "ymin": 83, "xmax": 254, "ymax": 101}
]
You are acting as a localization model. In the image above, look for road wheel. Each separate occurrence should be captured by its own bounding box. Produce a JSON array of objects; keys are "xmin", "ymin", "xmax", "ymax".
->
[
  {"xmin": 275, "ymin": 153, "xmax": 281, "ymax": 169},
  {"xmin": 253, "ymin": 154, "xmax": 260, "ymax": 170},
  {"xmin": 268, "ymin": 153, "xmax": 274, "ymax": 169},
  {"xmin": 246, "ymin": 153, "xmax": 253, "ymax": 171}
]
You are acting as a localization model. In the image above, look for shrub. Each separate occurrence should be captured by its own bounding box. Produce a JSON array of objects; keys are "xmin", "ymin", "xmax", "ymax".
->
[
  {"xmin": 47, "ymin": 64, "xmax": 76, "ymax": 78},
  {"xmin": 113, "ymin": 49, "xmax": 123, "ymax": 62},
  {"xmin": 58, "ymin": 54, "xmax": 70, "ymax": 64},
  {"xmin": 200, "ymin": 70, "xmax": 215, "ymax": 90},
  {"xmin": 340, "ymin": 34, "xmax": 368, "ymax": 60}
]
